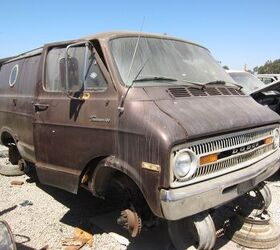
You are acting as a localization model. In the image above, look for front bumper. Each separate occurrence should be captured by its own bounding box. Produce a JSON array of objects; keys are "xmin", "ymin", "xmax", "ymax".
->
[{"xmin": 160, "ymin": 149, "xmax": 280, "ymax": 220}]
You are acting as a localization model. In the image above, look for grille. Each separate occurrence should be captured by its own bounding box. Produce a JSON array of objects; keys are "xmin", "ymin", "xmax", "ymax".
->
[
  {"xmin": 167, "ymin": 86, "xmax": 245, "ymax": 98},
  {"xmin": 189, "ymin": 129, "xmax": 272, "ymax": 155},
  {"xmin": 206, "ymin": 87, "xmax": 221, "ymax": 96},
  {"xmin": 217, "ymin": 87, "xmax": 231, "ymax": 95},
  {"xmin": 188, "ymin": 87, "xmax": 208, "ymax": 96},
  {"xmin": 167, "ymin": 87, "xmax": 191, "ymax": 97},
  {"xmin": 172, "ymin": 127, "xmax": 277, "ymax": 187},
  {"xmin": 228, "ymin": 87, "xmax": 241, "ymax": 95},
  {"xmin": 193, "ymin": 144, "xmax": 273, "ymax": 178}
]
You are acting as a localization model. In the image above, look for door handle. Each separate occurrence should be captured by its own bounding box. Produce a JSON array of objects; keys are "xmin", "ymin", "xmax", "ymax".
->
[{"xmin": 33, "ymin": 103, "xmax": 49, "ymax": 112}]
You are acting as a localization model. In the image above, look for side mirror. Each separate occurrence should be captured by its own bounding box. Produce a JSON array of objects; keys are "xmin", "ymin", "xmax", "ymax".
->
[
  {"xmin": 60, "ymin": 56, "xmax": 83, "ymax": 93},
  {"xmin": 64, "ymin": 41, "xmax": 93, "ymax": 100}
]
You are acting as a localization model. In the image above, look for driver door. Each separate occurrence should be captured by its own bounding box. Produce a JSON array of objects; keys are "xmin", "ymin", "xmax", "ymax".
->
[{"xmin": 33, "ymin": 42, "xmax": 117, "ymax": 193}]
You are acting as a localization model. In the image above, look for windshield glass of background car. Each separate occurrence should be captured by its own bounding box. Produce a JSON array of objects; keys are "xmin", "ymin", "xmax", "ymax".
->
[
  {"xmin": 109, "ymin": 37, "xmax": 234, "ymax": 86},
  {"xmin": 229, "ymin": 72, "xmax": 265, "ymax": 94}
]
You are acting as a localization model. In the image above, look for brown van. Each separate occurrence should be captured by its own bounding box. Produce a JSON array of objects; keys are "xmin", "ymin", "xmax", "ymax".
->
[{"xmin": 0, "ymin": 32, "xmax": 280, "ymax": 249}]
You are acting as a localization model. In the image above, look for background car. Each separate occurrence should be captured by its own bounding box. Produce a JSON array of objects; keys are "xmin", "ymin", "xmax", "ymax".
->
[
  {"xmin": 257, "ymin": 74, "xmax": 280, "ymax": 85},
  {"xmin": 227, "ymin": 70, "xmax": 280, "ymax": 115}
]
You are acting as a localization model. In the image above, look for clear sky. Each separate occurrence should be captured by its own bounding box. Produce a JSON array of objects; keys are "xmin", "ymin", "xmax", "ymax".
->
[{"xmin": 0, "ymin": 0, "xmax": 279, "ymax": 70}]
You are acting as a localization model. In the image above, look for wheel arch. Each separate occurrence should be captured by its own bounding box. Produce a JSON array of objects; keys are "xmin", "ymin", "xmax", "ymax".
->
[
  {"xmin": 80, "ymin": 155, "xmax": 142, "ymax": 197},
  {"xmin": 0, "ymin": 128, "xmax": 17, "ymax": 146},
  {"xmin": 80, "ymin": 155, "xmax": 161, "ymax": 217}
]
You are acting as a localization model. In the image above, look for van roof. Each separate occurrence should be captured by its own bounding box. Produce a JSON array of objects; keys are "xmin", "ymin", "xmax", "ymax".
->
[
  {"xmin": 0, "ymin": 47, "xmax": 43, "ymax": 66},
  {"xmin": 0, "ymin": 31, "xmax": 208, "ymax": 65},
  {"xmin": 83, "ymin": 31, "xmax": 208, "ymax": 50}
]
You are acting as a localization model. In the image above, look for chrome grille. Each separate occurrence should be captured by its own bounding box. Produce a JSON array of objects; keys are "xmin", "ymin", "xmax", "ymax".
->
[
  {"xmin": 189, "ymin": 128, "xmax": 273, "ymax": 155},
  {"xmin": 171, "ymin": 126, "xmax": 277, "ymax": 187},
  {"xmin": 193, "ymin": 143, "xmax": 273, "ymax": 178}
]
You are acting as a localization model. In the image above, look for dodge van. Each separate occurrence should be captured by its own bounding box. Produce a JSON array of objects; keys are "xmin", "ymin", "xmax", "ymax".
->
[{"xmin": 0, "ymin": 32, "xmax": 279, "ymax": 249}]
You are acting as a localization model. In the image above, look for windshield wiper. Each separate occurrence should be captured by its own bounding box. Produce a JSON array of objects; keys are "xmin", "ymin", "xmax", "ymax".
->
[
  {"xmin": 132, "ymin": 77, "xmax": 207, "ymax": 90},
  {"xmin": 204, "ymin": 80, "xmax": 243, "ymax": 90},
  {"xmin": 204, "ymin": 80, "xmax": 226, "ymax": 85},
  {"xmin": 230, "ymin": 82, "xmax": 243, "ymax": 90},
  {"xmin": 132, "ymin": 76, "xmax": 178, "ymax": 83}
]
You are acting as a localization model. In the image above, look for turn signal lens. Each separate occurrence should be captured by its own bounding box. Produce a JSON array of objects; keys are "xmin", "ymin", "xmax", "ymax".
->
[
  {"xmin": 264, "ymin": 137, "xmax": 273, "ymax": 145},
  {"xmin": 200, "ymin": 153, "xmax": 218, "ymax": 165}
]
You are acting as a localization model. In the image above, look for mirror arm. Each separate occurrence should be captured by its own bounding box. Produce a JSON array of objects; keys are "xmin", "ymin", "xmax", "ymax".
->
[{"xmin": 83, "ymin": 42, "xmax": 90, "ymax": 84}]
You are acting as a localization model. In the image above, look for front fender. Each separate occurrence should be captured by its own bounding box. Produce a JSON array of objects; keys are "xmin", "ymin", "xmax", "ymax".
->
[{"xmin": 90, "ymin": 155, "xmax": 164, "ymax": 218}]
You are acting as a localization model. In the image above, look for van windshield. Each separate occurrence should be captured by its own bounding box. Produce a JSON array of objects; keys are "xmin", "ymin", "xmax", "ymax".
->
[{"xmin": 109, "ymin": 36, "xmax": 234, "ymax": 87}]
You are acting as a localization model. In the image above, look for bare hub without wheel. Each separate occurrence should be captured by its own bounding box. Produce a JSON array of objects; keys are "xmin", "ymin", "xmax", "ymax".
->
[{"xmin": 117, "ymin": 209, "xmax": 142, "ymax": 237}]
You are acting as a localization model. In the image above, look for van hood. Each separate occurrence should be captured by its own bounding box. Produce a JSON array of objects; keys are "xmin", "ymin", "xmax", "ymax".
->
[{"xmin": 149, "ymin": 94, "xmax": 280, "ymax": 139}]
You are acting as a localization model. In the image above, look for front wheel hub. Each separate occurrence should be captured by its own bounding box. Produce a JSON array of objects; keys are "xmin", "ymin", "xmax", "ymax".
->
[{"xmin": 117, "ymin": 209, "xmax": 142, "ymax": 237}]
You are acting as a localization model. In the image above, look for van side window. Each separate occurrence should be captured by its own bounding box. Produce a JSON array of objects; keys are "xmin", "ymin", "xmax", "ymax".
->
[
  {"xmin": 45, "ymin": 47, "xmax": 66, "ymax": 91},
  {"xmin": 45, "ymin": 46, "xmax": 107, "ymax": 92},
  {"xmin": 85, "ymin": 55, "xmax": 107, "ymax": 91}
]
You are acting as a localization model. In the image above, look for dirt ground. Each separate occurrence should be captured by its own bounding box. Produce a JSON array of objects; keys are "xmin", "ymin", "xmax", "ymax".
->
[{"xmin": 0, "ymin": 144, "xmax": 280, "ymax": 250}]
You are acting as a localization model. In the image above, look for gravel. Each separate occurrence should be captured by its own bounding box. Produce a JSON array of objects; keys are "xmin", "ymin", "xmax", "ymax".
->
[{"xmin": 0, "ymin": 144, "xmax": 280, "ymax": 250}]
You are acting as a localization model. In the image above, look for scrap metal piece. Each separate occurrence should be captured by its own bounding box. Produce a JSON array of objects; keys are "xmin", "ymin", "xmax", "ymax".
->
[
  {"xmin": 0, "ymin": 162, "xmax": 24, "ymax": 177},
  {"xmin": 20, "ymin": 200, "xmax": 33, "ymax": 207},
  {"xmin": 226, "ymin": 213, "xmax": 280, "ymax": 249},
  {"xmin": 117, "ymin": 209, "xmax": 142, "ymax": 237},
  {"xmin": 168, "ymin": 211, "xmax": 216, "ymax": 250},
  {"xmin": 10, "ymin": 180, "xmax": 24, "ymax": 186},
  {"xmin": 0, "ymin": 221, "xmax": 17, "ymax": 250}
]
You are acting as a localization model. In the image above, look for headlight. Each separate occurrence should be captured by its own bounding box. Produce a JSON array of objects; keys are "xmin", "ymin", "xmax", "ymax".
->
[
  {"xmin": 273, "ymin": 128, "xmax": 280, "ymax": 149},
  {"xmin": 173, "ymin": 149, "xmax": 198, "ymax": 180}
]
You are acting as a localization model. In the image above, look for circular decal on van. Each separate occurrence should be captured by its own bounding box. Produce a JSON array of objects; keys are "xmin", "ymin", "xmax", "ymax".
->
[{"xmin": 9, "ymin": 64, "xmax": 19, "ymax": 87}]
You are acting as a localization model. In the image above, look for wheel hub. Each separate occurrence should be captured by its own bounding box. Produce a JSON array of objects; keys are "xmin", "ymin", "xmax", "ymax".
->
[{"xmin": 117, "ymin": 209, "xmax": 142, "ymax": 237}]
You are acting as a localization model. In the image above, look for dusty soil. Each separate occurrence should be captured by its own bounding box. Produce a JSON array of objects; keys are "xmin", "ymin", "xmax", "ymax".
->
[{"xmin": 0, "ymin": 144, "xmax": 280, "ymax": 250}]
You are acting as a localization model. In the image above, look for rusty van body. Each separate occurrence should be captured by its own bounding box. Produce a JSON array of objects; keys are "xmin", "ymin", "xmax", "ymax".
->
[{"xmin": 0, "ymin": 32, "xmax": 280, "ymax": 248}]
